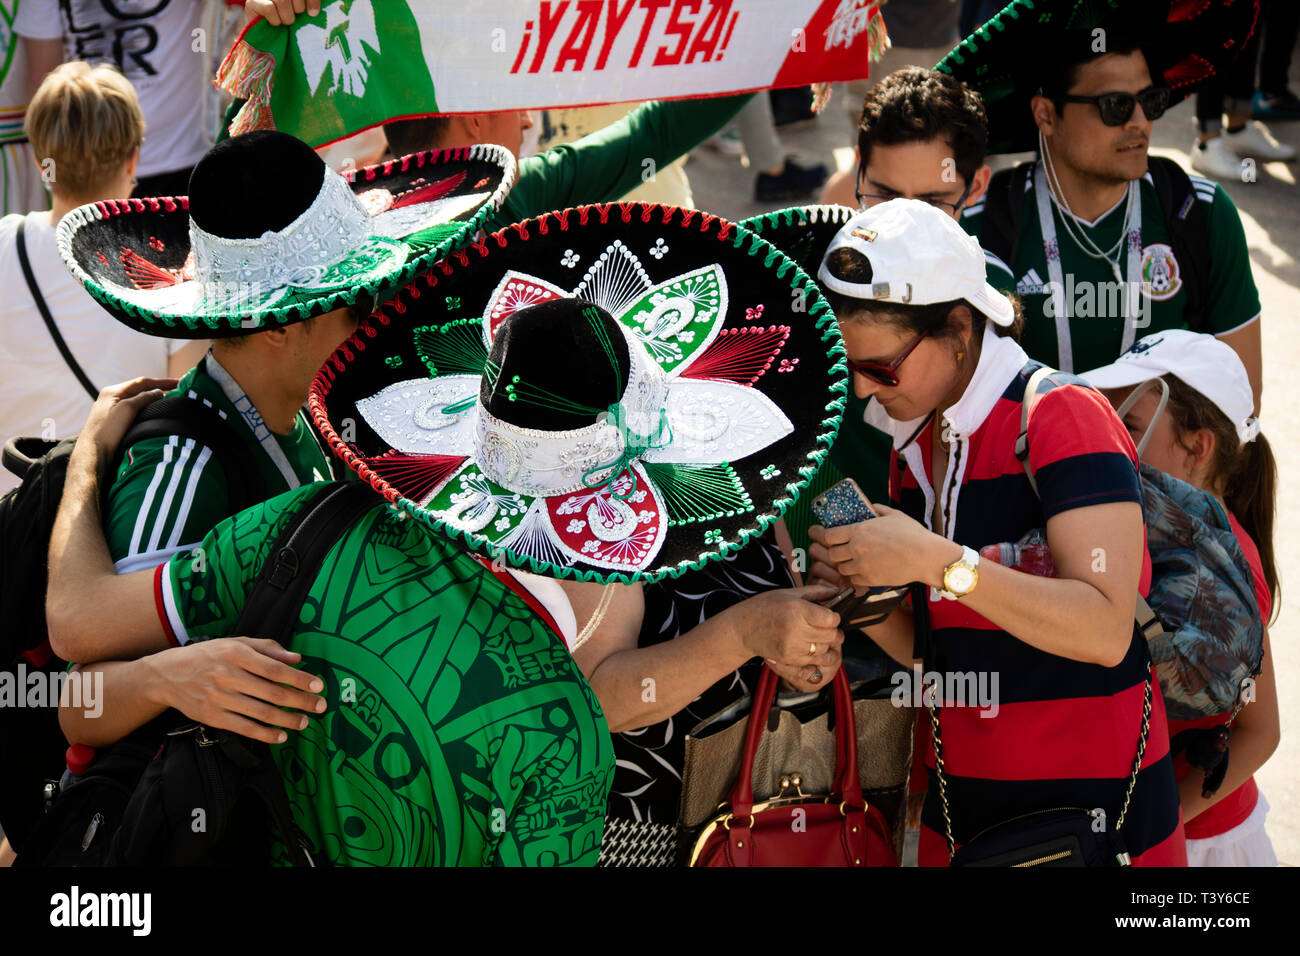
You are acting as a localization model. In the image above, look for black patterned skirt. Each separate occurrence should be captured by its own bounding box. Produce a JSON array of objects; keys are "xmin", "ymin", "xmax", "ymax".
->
[{"xmin": 597, "ymin": 531, "xmax": 790, "ymax": 867}]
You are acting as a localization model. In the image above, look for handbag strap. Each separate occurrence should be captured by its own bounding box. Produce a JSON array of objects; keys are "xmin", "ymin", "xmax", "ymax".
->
[
  {"xmin": 728, "ymin": 665, "xmax": 863, "ymax": 821},
  {"xmin": 931, "ymin": 673, "xmax": 1153, "ymax": 859},
  {"xmin": 16, "ymin": 218, "xmax": 99, "ymax": 401}
]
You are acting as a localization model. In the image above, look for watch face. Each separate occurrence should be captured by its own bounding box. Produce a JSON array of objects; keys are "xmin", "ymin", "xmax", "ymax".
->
[{"xmin": 946, "ymin": 567, "xmax": 976, "ymax": 594}]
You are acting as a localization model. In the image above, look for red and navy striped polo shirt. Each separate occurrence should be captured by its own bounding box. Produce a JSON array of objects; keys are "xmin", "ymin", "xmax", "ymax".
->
[{"xmin": 874, "ymin": 333, "xmax": 1185, "ymax": 867}]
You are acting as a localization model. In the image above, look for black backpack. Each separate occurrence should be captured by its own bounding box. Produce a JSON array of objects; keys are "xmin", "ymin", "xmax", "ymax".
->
[
  {"xmin": 14, "ymin": 480, "xmax": 378, "ymax": 867},
  {"xmin": 979, "ymin": 156, "xmax": 1213, "ymax": 334},
  {"xmin": 0, "ymin": 397, "xmax": 262, "ymax": 850}
]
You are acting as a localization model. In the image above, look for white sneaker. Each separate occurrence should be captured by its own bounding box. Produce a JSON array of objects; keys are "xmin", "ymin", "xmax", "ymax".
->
[
  {"xmin": 708, "ymin": 126, "xmax": 745, "ymax": 158},
  {"xmin": 1191, "ymin": 136, "xmax": 1247, "ymax": 180},
  {"xmin": 1223, "ymin": 120, "xmax": 1296, "ymax": 161}
]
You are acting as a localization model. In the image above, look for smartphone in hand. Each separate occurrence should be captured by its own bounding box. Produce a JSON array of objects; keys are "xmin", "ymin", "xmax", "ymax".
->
[
  {"xmin": 808, "ymin": 478, "xmax": 908, "ymax": 624},
  {"xmin": 810, "ymin": 478, "xmax": 876, "ymax": 529}
]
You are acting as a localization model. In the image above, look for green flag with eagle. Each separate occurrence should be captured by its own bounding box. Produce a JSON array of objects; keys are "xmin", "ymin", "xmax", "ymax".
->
[{"xmin": 221, "ymin": 0, "xmax": 438, "ymax": 147}]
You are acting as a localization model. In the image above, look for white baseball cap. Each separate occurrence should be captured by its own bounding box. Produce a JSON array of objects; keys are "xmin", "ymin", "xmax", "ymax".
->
[
  {"xmin": 817, "ymin": 198, "xmax": 1015, "ymax": 327},
  {"xmin": 1079, "ymin": 330, "xmax": 1260, "ymax": 446}
]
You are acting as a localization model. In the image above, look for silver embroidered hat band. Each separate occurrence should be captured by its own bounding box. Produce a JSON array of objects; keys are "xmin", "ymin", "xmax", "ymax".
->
[{"xmin": 56, "ymin": 138, "xmax": 516, "ymax": 338}]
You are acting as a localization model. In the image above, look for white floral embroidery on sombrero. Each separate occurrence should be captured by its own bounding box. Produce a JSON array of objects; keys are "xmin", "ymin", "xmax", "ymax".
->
[
  {"xmin": 352, "ymin": 294, "xmax": 793, "ymax": 574},
  {"xmin": 354, "ymin": 374, "xmax": 480, "ymax": 457},
  {"xmin": 647, "ymin": 379, "xmax": 795, "ymax": 463},
  {"xmin": 484, "ymin": 273, "xmax": 571, "ymax": 332},
  {"xmin": 411, "ymin": 457, "xmax": 669, "ymax": 573},
  {"xmin": 482, "ymin": 242, "xmax": 728, "ymax": 377},
  {"xmin": 356, "ymin": 325, "xmax": 792, "ymax": 492},
  {"xmin": 473, "ymin": 342, "xmax": 668, "ymax": 497}
]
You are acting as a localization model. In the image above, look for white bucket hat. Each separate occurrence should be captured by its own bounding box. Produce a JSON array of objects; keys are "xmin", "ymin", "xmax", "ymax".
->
[
  {"xmin": 1079, "ymin": 330, "xmax": 1260, "ymax": 447},
  {"xmin": 817, "ymin": 198, "xmax": 1014, "ymax": 327}
]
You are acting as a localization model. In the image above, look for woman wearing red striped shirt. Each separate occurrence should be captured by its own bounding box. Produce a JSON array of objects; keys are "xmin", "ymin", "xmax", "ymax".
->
[
  {"xmin": 808, "ymin": 199, "xmax": 1186, "ymax": 866},
  {"xmin": 1082, "ymin": 331, "xmax": 1279, "ymax": 867}
]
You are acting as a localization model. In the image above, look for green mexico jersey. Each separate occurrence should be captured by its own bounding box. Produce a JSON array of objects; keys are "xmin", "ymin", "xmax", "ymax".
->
[
  {"xmin": 107, "ymin": 354, "xmax": 331, "ymax": 572},
  {"xmin": 157, "ymin": 485, "xmax": 614, "ymax": 866},
  {"xmin": 962, "ymin": 163, "xmax": 1261, "ymax": 373}
]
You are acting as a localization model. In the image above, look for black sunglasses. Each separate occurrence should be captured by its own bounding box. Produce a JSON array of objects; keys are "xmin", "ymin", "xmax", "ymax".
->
[{"xmin": 1060, "ymin": 85, "xmax": 1170, "ymax": 126}]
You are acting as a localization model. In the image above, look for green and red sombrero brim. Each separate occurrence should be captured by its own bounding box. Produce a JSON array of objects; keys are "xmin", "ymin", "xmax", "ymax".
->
[
  {"xmin": 308, "ymin": 202, "xmax": 850, "ymax": 585},
  {"xmin": 55, "ymin": 143, "xmax": 516, "ymax": 338},
  {"xmin": 936, "ymin": 0, "xmax": 1261, "ymax": 154}
]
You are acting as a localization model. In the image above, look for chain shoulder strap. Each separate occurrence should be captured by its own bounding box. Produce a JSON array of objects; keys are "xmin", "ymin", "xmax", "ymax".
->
[
  {"xmin": 931, "ymin": 672, "xmax": 1153, "ymax": 859},
  {"xmin": 929, "ymin": 698, "xmax": 957, "ymax": 859}
]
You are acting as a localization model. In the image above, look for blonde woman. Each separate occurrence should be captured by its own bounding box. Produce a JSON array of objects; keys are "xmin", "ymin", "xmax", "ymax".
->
[{"xmin": 0, "ymin": 62, "xmax": 203, "ymax": 492}]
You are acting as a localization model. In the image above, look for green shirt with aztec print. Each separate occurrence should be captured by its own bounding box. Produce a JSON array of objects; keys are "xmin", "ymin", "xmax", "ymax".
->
[
  {"xmin": 107, "ymin": 354, "xmax": 331, "ymax": 573},
  {"xmin": 157, "ymin": 485, "xmax": 614, "ymax": 867},
  {"xmin": 961, "ymin": 163, "xmax": 1261, "ymax": 373}
]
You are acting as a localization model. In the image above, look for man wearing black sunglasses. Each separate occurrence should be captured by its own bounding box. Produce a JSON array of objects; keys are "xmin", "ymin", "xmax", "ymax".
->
[{"xmin": 955, "ymin": 39, "xmax": 1263, "ymax": 414}]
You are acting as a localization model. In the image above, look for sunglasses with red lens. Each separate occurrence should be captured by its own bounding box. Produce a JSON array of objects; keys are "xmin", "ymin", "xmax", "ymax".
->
[{"xmin": 846, "ymin": 328, "xmax": 929, "ymax": 387}]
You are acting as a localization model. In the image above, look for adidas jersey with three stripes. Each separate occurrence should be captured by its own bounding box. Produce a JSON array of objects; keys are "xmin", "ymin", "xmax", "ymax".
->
[
  {"xmin": 106, "ymin": 354, "xmax": 331, "ymax": 573},
  {"xmin": 961, "ymin": 162, "xmax": 1261, "ymax": 374}
]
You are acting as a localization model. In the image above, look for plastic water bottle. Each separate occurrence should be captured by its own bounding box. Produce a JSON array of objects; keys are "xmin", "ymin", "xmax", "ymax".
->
[{"xmin": 979, "ymin": 528, "xmax": 1057, "ymax": 577}]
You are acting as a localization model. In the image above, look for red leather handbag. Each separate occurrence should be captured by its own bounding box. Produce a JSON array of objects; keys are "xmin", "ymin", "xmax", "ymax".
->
[{"xmin": 688, "ymin": 665, "xmax": 898, "ymax": 867}]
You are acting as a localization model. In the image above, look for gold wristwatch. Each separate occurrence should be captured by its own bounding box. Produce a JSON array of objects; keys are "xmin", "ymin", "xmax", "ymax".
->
[{"xmin": 939, "ymin": 546, "xmax": 980, "ymax": 599}]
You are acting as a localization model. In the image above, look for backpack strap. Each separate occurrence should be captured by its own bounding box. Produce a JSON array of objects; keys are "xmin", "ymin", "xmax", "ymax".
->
[
  {"xmin": 232, "ymin": 481, "xmax": 377, "ymax": 641},
  {"xmin": 1135, "ymin": 597, "xmax": 1164, "ymax": 642},
  {"xmin": 1147, "ymin": 156, "xmax": 1212, "ymax": 334},
  {"xmin": 16, "ymin": 218, "xmax": 98, "ymax": 401},
  {"xmin": 1014, "ymin": 365, "xmax": 1057, "ymax": 498},
  {"xmin": 226, "ymin": 480, "xmax": 378, "ymax": 867},
  {"xmin": 114, "ymin": 396, "xmax": 265, "ymax": 515},
  {"xmin": 977, "ymin": 162, "xmax": 1034, "ymax": 277}
]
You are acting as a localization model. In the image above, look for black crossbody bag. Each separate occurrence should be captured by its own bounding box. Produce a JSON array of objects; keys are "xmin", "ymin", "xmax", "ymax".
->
[
  {"xmin": 931, "ymin": 674, "xmax": 1153, "ymax": 867},
  {"xmin": 16, "ymin": 218, "xmax": 98, "ymax": 400}
]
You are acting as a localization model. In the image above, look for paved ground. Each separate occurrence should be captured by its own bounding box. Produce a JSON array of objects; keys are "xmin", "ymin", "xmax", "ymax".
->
[{"xmin": 681, "ymin": 73, "xmax": 1300, "ymax": 864}]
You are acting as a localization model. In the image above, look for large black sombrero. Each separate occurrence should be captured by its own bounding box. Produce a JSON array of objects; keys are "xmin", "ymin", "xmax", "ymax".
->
[
  {"xmin": 309, "ymin": 203, "xmax": 849, "ymax": 584},
  {"xmin": 739, "ymin": 205, "xmax": 856, "ymax": 283},
  {"xmin": 56, "ymin": 131, "xmax": 515, "ymax": 337},
  {"xmin": 936, "ymin": 0, "xmax": 1261, "ymax": 154}
]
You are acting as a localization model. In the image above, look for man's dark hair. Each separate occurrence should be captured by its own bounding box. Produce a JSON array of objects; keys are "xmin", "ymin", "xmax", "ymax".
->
[
  {"xmin": 1036, "ymin": 34, "xmax": 1149, "ymax": 113},
  {"xmin": 383, "ymin": 115, "xmax": 454, "ymax": 156},
  {"xmin": 857, "ymin": 67, "xmax": 988, "ymax": 187}
]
